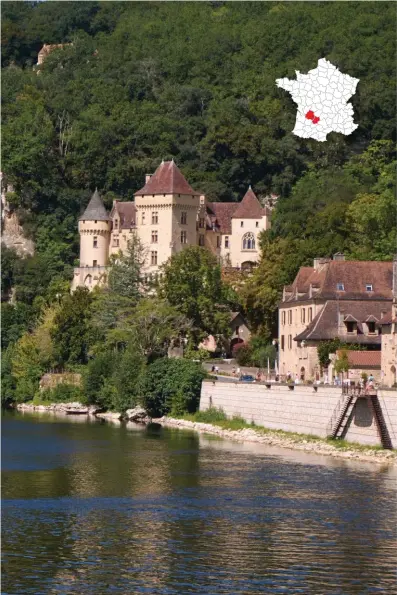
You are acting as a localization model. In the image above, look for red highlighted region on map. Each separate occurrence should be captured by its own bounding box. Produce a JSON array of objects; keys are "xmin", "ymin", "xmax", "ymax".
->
[{"xmin": 305, "ymin": 110, "xmax": 320, "ymax": 124}]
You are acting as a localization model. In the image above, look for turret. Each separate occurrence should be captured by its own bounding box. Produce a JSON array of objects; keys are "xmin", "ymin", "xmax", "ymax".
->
[{"xmin": 78, "ymin": 189, "xmax": 110, "ymax": 268}]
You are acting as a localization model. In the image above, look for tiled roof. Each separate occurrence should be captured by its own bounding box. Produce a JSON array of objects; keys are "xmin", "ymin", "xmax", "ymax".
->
[
  {"xmin": 337, "ymin": 350, "xmax": 381, "ymax": 368},
  {"xmin": 113, "ymin": 202, "xmax": 136, "ymax": 229},
  {"xmin": 295, "ymin": 300, "xmax": 389, "ymax": 344},
  {"xmin": 282, "ymin": 260, "xmax": 393, "ymax": 303},
  {"xmin": 232, "ymin": 187, "xmax": 263, "ymax": 219},
  {"xmin": 135, "ymin": 160, "xmax": 199, "ymax": 196},
  {"xmin": 206, "ymin": 202, "xmax": 238, "ymax": 234},
  {"xmin": 79, "ymin": 189, "xmax": 109, "ymax": 221}
]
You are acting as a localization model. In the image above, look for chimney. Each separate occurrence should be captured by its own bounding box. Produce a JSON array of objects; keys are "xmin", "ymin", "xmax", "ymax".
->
[
  {"xmin": 393, "ymin": 254, "xmax": 397, "ymax": 300},
  {"xmin": 145, "ymin": 174, "xmax": 152, "ymax": 184},
  {"xmin": 333, "ymin": 252, "xmax": 345, "ymax": 261},
  {"xmin": 313, "ymin": 257, "xmax": 330, "ymax": 271}
]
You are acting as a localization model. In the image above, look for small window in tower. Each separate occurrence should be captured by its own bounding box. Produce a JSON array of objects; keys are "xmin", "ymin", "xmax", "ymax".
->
[
  {"xmin": 181, "ymin": 231, "xmax": 187, "ymax": 244},
  {"xmin": 225, "ymin": 236, "xmax": 229, "ymax": 249},
  {"xmin": 366, "ymin": 284, "xmax": 373, "ymax": 292},
  {"xmin": 142, "ymin": 212, "xmax": 146, "ymax": 224},
  {"xmin": 112, "ymin": 239, "xmax": 119, "ymax": 248},
  {"xmin": 281, "ymin": 335, "xmax": 285, "ymax": 350},
  {"xmin": 151, "ymin": 230, "xmax": 158, "ymax": 243},
  {"xmin": 256, "ymin": 221, "xmax": 259, "ymax": 228},
  {"xmin": 94, "ymin": 220, "xmax": 97, "ymax": 224},
  {"xmin": 336, "ymin": 283, "xmax": 345, "ymax": 291},
  {"xmin": 282, "ymin": 311, "xmax": 286, "ymax": 325},
  {"xmin": 152, "ymin": 212, "xmax": 158, "ymax": 224},
  {"xmin": 93, "ymin": 260, "xmax": 97, "ymax": 267},
  {"xmin": 240, "ymin": 221, "xmax": 244, "ymax": 227},
  {"xmin": 181, "ymin": 212, "xmax": 187, "ymax": 225},
  {"xmin": 114, "ymin": 219, "xmax": 118, "ymax": 229},
  {"xmin": 151, "ymin": 251, "xmax": 158, "ymax": 266},
  {"xmin": 93, "ymin": 236, "xmax": 98, "ymax": 248}
]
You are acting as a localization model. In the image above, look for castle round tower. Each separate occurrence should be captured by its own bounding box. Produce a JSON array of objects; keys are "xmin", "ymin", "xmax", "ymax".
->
[{"xmin": 78, "ymin": 189, "xmax": 110, "ymax": 268}]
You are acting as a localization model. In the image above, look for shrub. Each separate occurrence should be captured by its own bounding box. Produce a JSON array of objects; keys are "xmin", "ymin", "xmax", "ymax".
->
[
  {"xmin": 139, "ymin": 358, "xmax": 207, "ymax": 417},
  {"xmin": 40, "ymin": 383, "xmax": 84, "ymax": 403},
  {"xmin": 233, "ymin": 343, "xmax": 251, "ymax": 365}
]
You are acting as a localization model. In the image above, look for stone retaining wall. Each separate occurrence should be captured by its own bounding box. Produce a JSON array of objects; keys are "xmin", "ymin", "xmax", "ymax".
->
[{"xmin": 200, "ymin": 381, "xmax": 397, "ymax": 447}]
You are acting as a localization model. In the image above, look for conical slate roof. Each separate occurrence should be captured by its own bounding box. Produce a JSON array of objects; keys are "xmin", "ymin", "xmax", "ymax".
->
[
  {"xmin": 232, "ymin": 187, "xmax": 263, "ymax": 219},
  {"xmin": 135, "ymin": 160, "xmax": 199, "ymax": 196},
  {"xmin": 79, "ymin": 189, "xmax": 109, "ymax": 221}
]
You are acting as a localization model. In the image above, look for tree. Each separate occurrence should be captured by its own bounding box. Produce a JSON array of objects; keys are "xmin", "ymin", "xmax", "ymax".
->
[
  {"xmin": 334, "ymin": 350, "xmax": 350, "ymax": 377},
  {"xmin": 11, "ymin": 333, "xmax": 44, "ymax": 402},
  {"xmin": 107, "ymin": 235, "xmax": 147, "ymax": 301},
  {"xmin": 138, "ymin": 358, "xmax": 207, "ymax": 417},
  {"xmin": 51, "ymin": 287, "xmax": 94, "ymax": 366},
  {"xmin": 159, "ymin": 246, "xmax": 235, "ymax": 346}
]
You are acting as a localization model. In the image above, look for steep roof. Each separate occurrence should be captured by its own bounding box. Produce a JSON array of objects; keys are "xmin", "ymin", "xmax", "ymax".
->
[
  {"xmin": 206, "ymin": 202, "xmax": 238, "ymax": 234},
  {"xmin": 112, "ymin": 202, "xmax": 136, "ymax": 229},
  {"xmin": 295, "ymin": 300, "xmax": 389, "ymax": 344},
  {"xmin": 79, "ymin": 189, "xmax": 109, "ymax": 221},
  {"xmin": 282, "ymin": 260, "xmax": 393, "ymax": 303},
  {"xmin": 135, "ymin": 160, "xmax": 199, "ymax": 196},
  {"xmin": 232, "ymin": 187, "xmax": 264, "ymax": 219},
  {"xmin": 337, "ymin": 350, "xmax": 381, "ymax": 368}
]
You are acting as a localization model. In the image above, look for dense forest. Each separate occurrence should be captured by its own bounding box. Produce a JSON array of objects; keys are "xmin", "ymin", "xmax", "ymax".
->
[{"xmin": 1, "ymin": 1, "xmax": 396, "ymax": 405}]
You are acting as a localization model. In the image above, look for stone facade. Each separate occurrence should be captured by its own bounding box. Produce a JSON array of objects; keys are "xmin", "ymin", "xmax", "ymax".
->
[
  {"xmin": 73, "ymin": 161, "xmax": 276, "ymax": 290},
  {"xmin": 380, "ymin": 256, "xmax": 397, "ymax": 387}
]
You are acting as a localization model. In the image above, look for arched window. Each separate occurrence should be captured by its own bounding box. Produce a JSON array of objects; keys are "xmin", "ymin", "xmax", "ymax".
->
[
  {"xmin": 84, "ymin": 274, "xmax": 92, "ymax": 286},
  {"xmin": 242, "ymin": 232, "xmax": 255, "ymax": 250}
]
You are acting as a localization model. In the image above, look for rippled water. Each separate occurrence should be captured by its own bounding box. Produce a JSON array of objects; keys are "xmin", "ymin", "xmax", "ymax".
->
[{"xmin": 2, "ymin": 411, "xmax": 397, "ymax": 594}]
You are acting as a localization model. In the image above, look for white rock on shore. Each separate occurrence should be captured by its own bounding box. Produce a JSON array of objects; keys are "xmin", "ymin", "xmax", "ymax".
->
[
  {"xmin": 152, "ymin": 417, "xmax": 396, "ymax": 465},
  {"xmin": 125, "ymin": 406, "xmax": 152, "ymax": 424}
]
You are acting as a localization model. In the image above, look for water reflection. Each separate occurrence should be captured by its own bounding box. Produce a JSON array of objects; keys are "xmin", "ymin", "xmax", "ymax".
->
[{"xmin": 2, "ymin": 411, "xmax": 397, "ymax": 594}]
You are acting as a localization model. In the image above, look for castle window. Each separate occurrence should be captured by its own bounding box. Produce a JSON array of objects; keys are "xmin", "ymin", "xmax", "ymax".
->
[
  {"xmin": 281, "ymin": 335, "xmax": 285, "ymax": 350},
  {"xmin": 217, "ymin": 236, "xmax": 221, "ymax": 248},
  {"xmin": 199, "ymin": 218, "xmax": 205, "ymax": 228},
  {"xmin": 199, "ymin": 234, "xmax": 205, "ymax": 246},
  {"xmin": 336, "ymin": 283, "xmax": 344, "ymax": 291},
  {"xmin": 93, "ymin": 260, "xmax": 97, "ymax": 267},
  {"xmin": 113, "ymin": 239, "xmax": 119, "ymax": 248},
  {"xmin": 151, "ymin": 251, "xmax": 158, "ymax": 266},
  {"xmin": 288, "ymin": 310, "xmax": 292, "ymax": 324},
  {"xmin": 301, "ymin": 308, "xmax": 305, "ymax": 324},
  {"xmin": 288, "ymin": 335, "xmax": 292, "ymax": 349},
  {"xmin": 225, "ymin": 236, "xmax": 229, "ymax": 248},
  {"xmin": 181, "ymin": 212, "xmax": 187, "ymax": 225},
  {"xmin": 367, "ymin": 321, "xmax": 376, "ymax": 334},
  {"xmin": 345, "ymin": 321, "xmax": 356, "ymax": 333},
  {"xmin": 94, "ymin": 220, "xmax": 97, "ymax": 224},
  {"xmin": 152, "ymin": 212, "xmax": 158, "ymax": 224},
  {"xmin": 93, "ymin": 236, "xmax": 98, "ymax": 248},
  {"xmin": 242, "ymin": 232, "xmax": 255, "ymax": 250},
  {"xmin": 240, "ymin": 221, "xmax": 244, "ymax": 227},
  {"xmin": 256, "ymin": 221, "xmax": 259, "ymax": 228},
  {"xmin": 308, "ymin": 307, "xmax": 313, "ymax": 322},
  {"xmin": 151, "ymin": 230, "xmax": 158, "ymax": 243},
  {"xmin": 366, "ymin": 284, "xmax": 373, "ymax": 292},
  {"xmin": 141, "ymin": 212, "xmax": 146, "ymax": 224},
  {"xmin": 181, "ymin": 231, "xmax": 187, "ymax": 244},
  {"xmin": 114, "ymin": 219, "xmax": 118, "ymax": 229},
  {"xmin": 282, "ymin": 311, "xmax": 286, "ymax": 325}
]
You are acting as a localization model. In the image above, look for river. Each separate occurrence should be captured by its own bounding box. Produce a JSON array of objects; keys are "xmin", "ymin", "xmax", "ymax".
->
[{"xmin": 2, "ymin": 410, "xmax": 396, "ymax": 594}]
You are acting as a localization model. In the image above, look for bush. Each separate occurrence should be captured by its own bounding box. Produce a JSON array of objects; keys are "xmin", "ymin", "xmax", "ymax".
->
[
  {"xmin": 184, "ymin": 347, "xmax": 211, "ymax": 362},
  {"xmin": 233, "ymin": 343, "xmax": 251, "ymax": 365},
  {"xmin": 39, "ymin": 383, "xmax": 84, "ymax": 403},
  {"xmin": 139, "ymin": 358, "xmax": 207, "ymax": 417}
]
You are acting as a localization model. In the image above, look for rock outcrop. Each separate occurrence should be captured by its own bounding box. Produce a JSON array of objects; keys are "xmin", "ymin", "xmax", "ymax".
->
[{"xmin": 125, "ymin": 406, "xmax": 152, "ymax": 424}]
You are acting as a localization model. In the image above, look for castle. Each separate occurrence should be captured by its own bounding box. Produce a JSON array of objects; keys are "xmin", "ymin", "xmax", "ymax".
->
[{"xmin": 72, "ymin": 160, "xmax": 276, "ymax": 290}]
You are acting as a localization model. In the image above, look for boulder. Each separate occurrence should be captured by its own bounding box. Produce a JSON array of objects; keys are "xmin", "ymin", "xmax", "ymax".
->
[
  {"xmin": 125, "ymin": 406, "xmax": 152, "ymax": 424},
  {"xmin": 96, "ymin": 411, "xmax": 123, "ymax": 421}
]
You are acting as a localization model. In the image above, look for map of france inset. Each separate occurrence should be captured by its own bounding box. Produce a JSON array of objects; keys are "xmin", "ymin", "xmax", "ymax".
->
[{"xmin": 276, "ymin": 58, "xmax": 359, "ymax": 142}]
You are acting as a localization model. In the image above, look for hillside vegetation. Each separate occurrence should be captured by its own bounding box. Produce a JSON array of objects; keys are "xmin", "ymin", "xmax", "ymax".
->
[{"xmin": 1, "ymin": 2, "xmax": 396, "ymax": 387}]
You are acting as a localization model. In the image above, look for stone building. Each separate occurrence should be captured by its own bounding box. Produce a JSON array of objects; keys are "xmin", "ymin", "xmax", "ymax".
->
[
  {"xmin": 72, "ymin": 160, "xmax": 275, "ymax": 291},
  {"xmin": 380, "ymin": 256, "xmax": 397, "ymax": 387},
  {"xmin": 278, "ymin": 254, "xmax": 394, "ymax": 381}
]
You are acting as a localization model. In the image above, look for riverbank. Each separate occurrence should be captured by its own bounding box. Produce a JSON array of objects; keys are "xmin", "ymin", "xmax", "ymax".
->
[{"xmin": 152, "ymin": 415, "xmax": 396, "ymax": 465}]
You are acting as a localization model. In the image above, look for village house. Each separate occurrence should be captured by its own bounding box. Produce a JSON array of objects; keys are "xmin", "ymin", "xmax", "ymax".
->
[
  {"xmin": 278, "ymin": 254, "xmax": 395, "ymax": 384},
  {"xmin": 72, "ymin": 160, "xmax": 276, "ymax": 291}
]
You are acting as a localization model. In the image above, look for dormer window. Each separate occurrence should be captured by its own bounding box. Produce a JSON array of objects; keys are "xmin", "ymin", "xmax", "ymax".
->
[
  {"xmin": 367, "ymin": 321, "xmax": 376, "ymax": 334},
  {"xmin": 336, "ymin": 283, "xmax": 344, "ymax": 291},
  {"xmin": 345, "ymin": 321, "xmax": 356, "ymax": 333},
  {"xmin": 366, "ymin": 284, "xmax": 373, "ymax": 292}
]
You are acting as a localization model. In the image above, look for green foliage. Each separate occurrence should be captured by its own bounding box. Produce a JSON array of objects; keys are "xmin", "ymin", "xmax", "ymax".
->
[
  {"xmin": 83, "ymin": 350, "xmax": 118, "ymax": 408},
  {"xmin": 159, "ymin": 246, "xmax": 235, "ymax": 346},
  {"xmin": 1, "ymin": 246, "xmax": 19, "ymax": 299},
  {"xmin": 1, "ymin": 349, "xmax": 16, "ymax": 407},
  {"xmin": 138, "ymin": 358, "xmax": 207, "ymax": 417},
  {"xmin": 51, "ymin": 287, "xmax": 94, "ymax": 366},
  {"xmin": 1, "ymin": 302, "xmax": 34, "ymax": 350},
  {"xmin": 11, "ymin": 333, "xmax": 44, "ymax": 402},
  {"xmin": 40, "ymin": 383, "xmax": 84, "ymax": 404},
  {"xmin": 108, "ymin": 236, "xmax": 147, "ymax": 301},
  {"xmin": 317, "ymin": 339, "xmax": 364, "ymax": 370},
  {"xmin": 334, "ymin": 350, "xmax": 350, "ymax": 375},
  {"xmin": 184, "ymin": 348, "xmax": 211, "ymax": 362}
]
